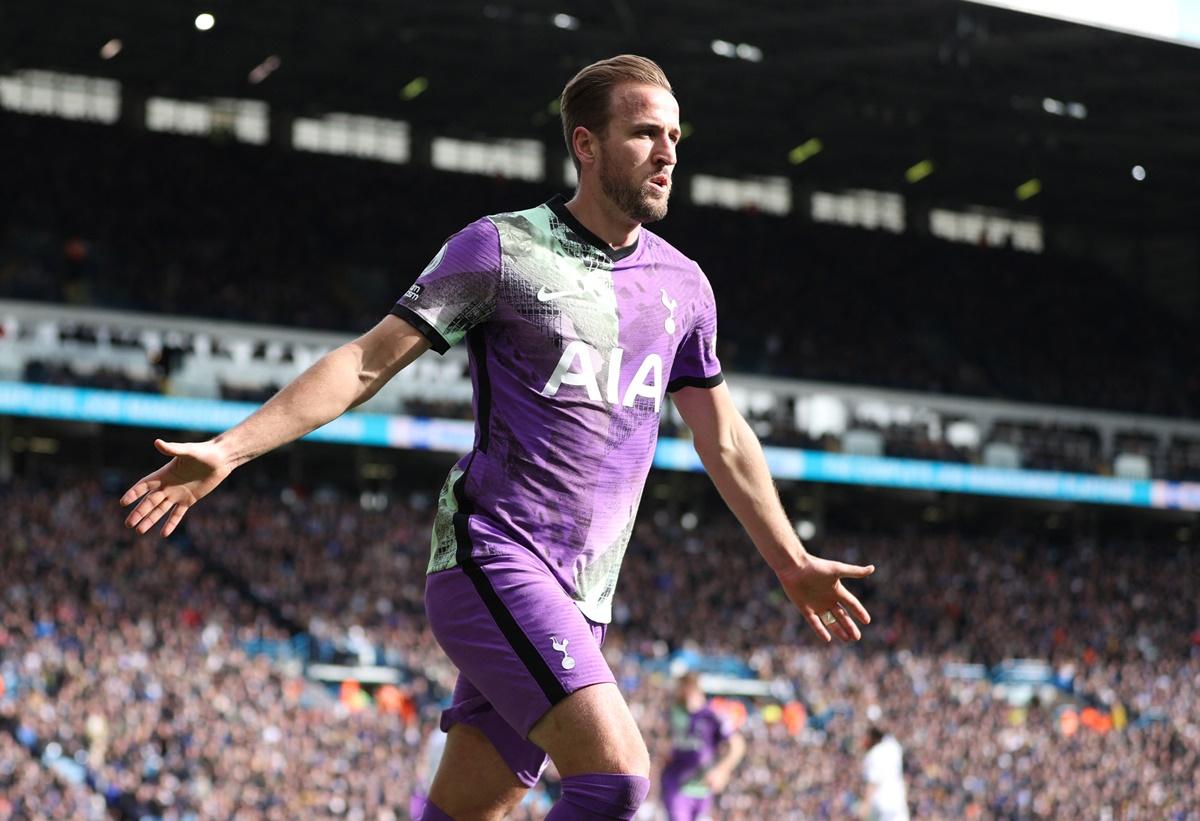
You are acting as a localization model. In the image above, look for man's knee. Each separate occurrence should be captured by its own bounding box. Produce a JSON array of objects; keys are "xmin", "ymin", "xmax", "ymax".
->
[{"xmin": 615, "ymin": 737, "xmax": 651, "ymax": 779}]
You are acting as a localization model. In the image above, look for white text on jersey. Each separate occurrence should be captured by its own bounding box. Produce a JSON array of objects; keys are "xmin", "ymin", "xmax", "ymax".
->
[{"xmin": 541, "ymin": 341, "xmax": 663, "ymax": 412}]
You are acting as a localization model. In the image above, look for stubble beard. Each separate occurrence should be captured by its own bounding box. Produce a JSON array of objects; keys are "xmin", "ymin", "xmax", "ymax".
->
[{"xmin": 599, "ymin": 160, "xmax": 669, "ymax": 225}]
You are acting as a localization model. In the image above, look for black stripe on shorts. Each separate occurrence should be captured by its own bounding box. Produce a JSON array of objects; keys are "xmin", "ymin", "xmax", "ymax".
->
[{"xmin": 451, "ymin": 475, "xmax": 568, "ymax": 707}]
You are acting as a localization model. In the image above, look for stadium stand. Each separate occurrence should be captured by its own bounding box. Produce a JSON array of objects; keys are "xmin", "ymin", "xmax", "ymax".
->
[
  {"xmin": 2, "ymin": 473, "xmax": 1196, "ymax": 818},
  {"xmin": 3, "ymin": 115, "xmax": 1197, "ymax": 421},
  {"xmin": 5, "ymin": 298, "xmax": 1200, "ymax": 483}
]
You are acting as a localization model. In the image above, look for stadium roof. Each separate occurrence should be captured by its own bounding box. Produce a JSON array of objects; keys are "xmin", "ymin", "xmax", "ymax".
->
[{"xmin": 4, "ymin": 0, "xmax": 1199, "ymax": 230}]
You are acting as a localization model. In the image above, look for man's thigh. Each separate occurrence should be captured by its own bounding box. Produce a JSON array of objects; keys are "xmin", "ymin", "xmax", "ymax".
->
[
  {"xmin": 528, "ymin": 682, "xmax": 650, "ymax": 778},
  {"xmin": 426, "ymin": 724, "xmax": 527, "ymax": 821}
]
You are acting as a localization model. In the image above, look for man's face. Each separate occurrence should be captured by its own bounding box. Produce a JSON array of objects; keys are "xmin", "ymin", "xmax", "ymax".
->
[
  {"xmin": 675, "ymin": 674, "xmax": 702, "ymax": 705},
  {"xmin": 594, "ymin": 83, "xmax": 680, "ymax": 224}
]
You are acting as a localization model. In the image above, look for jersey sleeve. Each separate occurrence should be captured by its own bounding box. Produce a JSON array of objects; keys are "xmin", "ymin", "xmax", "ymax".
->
[
  {"xmin": 667, "ymin": 265, "xmax": 724, "ymax": 392},
  {"xmin": 390, "ymin": 217, "xmax": 500, "ymax": 354}
]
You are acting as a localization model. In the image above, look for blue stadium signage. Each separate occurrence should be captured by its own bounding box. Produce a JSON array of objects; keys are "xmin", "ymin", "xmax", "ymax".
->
[{"xmin": 2, "ymin": 381, "xmax": 1196, "ymax": 512}]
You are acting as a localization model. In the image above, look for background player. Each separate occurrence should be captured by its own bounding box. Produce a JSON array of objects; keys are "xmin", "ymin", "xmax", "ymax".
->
[
  {"xmin": 660, "ymin": 672, "xmax": 746, "ymax": 820},
  {"xmin": 860, "ymin": 725, "xmax": 909, "ymax": 821},
  {"xmin": 120, "ymin": 54, "xmax": 874, "ymax": 820}
]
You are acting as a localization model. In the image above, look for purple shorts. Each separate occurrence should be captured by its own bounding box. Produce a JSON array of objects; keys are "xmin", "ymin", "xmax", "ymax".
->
[
  {"xmin": 661, "ymin": 783, "xmax": 714, "ymax": 821},
  {"xmin": 425, "ymin": 546, "xmax": 615, "ymax": 786}
]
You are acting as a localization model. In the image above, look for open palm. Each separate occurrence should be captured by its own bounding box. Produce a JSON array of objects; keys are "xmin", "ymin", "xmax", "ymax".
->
[
  {"xmin": 777, "ymin": 555, "xmax": 875, "ymax": 643},
  {"xmin": 120, "ymin": 439, "xmax": 232, "ymax": 536}
]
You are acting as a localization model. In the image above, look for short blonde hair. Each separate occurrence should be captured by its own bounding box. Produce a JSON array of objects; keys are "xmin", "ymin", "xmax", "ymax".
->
[{"xmin": 560, "ymin": 54, "xmax": 673, "ymax": 172}]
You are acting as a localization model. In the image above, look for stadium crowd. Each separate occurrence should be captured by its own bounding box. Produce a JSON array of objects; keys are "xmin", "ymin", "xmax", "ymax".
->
[
  {"xmin": 3, "ymin": 114, "xmax": 1198, "ymax": 421},
  {"xmin": 2, "ymin": 471, "xmax": 1197, "ymax": 819},
  {"xmin": 0, "ymin": 722, "xmax": 105, "ymax": 819},
  {"xmin": 0, "ymin": 478, "xmax": 427, "ymax": 819}
]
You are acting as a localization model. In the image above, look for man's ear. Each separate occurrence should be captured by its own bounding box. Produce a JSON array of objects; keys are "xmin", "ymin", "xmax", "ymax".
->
[{"xmin": 572, "ymin": 126, "xmax": 598, "ymax": 168}]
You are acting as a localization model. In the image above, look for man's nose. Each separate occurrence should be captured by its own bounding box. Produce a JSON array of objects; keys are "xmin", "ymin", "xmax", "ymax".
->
[{"xmin": 655, "ymin": 136, "xmax": 677, "ymax": 166}]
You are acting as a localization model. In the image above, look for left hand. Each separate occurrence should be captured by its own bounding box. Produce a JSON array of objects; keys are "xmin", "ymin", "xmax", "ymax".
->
[{"xmin": 776, "ymin": 555, "xmax": 875, "ymax": 643}]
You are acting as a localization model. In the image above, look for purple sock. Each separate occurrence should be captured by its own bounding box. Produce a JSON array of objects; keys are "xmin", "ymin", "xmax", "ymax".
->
[
  {"xmin": 417, "ymin": 800, "xmax": 455, "ymax": 821},
  {"xmin": 546, "ymin": 773, "xmax": 650, "ymax": 820}
]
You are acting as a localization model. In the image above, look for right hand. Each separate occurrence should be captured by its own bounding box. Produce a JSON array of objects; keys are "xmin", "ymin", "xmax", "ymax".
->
[{"xmin": 120, "ymin": 439, "xmax": 233, "ymax": 536}]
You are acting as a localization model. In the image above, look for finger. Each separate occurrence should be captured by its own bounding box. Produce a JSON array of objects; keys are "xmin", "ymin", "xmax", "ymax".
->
[
  {"xmin": 137, "ymin": 496, "xmax": 175, "ymax": 534},
  {"xmin": 825, "ymin": 606, "xmax": 854, "ymax": 642},
  {"xmin": 836, "ymin": 585, "xmax": 871, "ymax": 625},
  {"xmin": 833, "ymin": 605, "xmax": 862, "ymax": 641},
  {"xmin": 161, "ymin": 504, "xmax": 189, "ymax": 538},
  {"xmin": 804, "ymin": 610, "xmax": 832, "ymax": 643},
  {"xmin": 120, "ymin": 478, "xmax": 162, "ymax": 507},
  {"xmin": 834, "ymin": 562, "xmax": 876, "ymax": 579},
  {"xmin": 136, "ymin": 496, "xmax": 174, "ymax": 534},
  {"xmin": 126, "ymin": 490, "xmax": 166, "ymax": 527},
  {"xmin": 125, "ymin": 491, "xmax": 165, "ymax": 529}
]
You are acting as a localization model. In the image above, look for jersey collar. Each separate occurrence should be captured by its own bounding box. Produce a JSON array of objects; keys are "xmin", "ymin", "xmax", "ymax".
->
[{"xmin": 546, "ymin": 195, "xmax": 641, "ymax": 262}]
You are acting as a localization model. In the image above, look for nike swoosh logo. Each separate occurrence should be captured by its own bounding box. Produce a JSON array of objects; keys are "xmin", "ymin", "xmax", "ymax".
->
[{"xmin": 537, "ymin": 286, "xmax": 593, "ymax": 302}]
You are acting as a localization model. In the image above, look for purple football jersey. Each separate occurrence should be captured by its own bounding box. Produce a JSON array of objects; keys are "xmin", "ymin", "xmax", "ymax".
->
[
  {"xmin": 392, "ymin": 196, "xmax": 722, "ymax": 622},
  {"xmin": 662, "ymin": 705, "xmax": 734, "ymax": 795}
]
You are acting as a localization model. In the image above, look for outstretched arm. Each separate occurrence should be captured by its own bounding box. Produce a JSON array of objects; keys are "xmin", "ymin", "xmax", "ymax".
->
[
  {"xmin": 121, "ymin": 314, "xmax": 430, "ymax": 536},
  {"xmin": 671, "ymin": 382, "xmax": 874, "ymax": 642}
]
